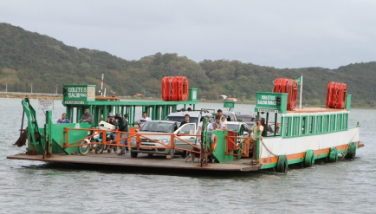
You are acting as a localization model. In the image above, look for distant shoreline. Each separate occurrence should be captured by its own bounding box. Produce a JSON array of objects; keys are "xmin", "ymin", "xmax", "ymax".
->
[{"xmin": 0, "ymin": 93, "xmax": 62, "ymax": 100}]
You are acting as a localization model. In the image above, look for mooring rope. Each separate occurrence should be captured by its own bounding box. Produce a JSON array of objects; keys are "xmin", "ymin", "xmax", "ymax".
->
[
  {"xmin": 340, "ymin": 127, "xmax": 360, "ymax": 160},
  {"xmin": 257, "ymin": 136, "xmax": 280, "ymax": 157}
]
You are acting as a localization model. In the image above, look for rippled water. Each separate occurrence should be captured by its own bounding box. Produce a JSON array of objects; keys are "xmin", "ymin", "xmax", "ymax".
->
[{"xmin": 0, "ymin": 98, "xmax": 374, "ymax": 213}]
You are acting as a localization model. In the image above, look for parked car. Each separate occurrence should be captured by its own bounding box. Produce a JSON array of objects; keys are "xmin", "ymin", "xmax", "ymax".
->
[
  {"xmin": 130, "ymin": 120, "xmax": 197, "ymax": 158},
  {"xmin": 226, "ymin": 121, "xmax": 250, "ymax": 137},
  {"xmin": 218, "ymin": 111, "xmax": 238, "ymax": 122},
  {"xmin": 236, "ymin": 113, "xmax": 256, "ymax": 128},
  {"xmin": 235, "ymin": 113, "xmax": 254, "ymax": 122},
  {"xmin": 166, "ymin": 110, "xmax": 213, "ymax": 125}
]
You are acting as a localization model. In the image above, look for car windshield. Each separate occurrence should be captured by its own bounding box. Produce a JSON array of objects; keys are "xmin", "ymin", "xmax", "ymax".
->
[
  {"xmin": 166, "ymin": 116, "xmax": 198, "ymax": 124},
  {"xmin": 227, "ymin": 124, "xmax": 240, "ymax": 131},
  {"xmin": 236, "ymin": 115, "xmax": 253, "ymax": 122},
  {"xmin": 140, "ymin": 122, "xmax": 174, "ymax": 133}
]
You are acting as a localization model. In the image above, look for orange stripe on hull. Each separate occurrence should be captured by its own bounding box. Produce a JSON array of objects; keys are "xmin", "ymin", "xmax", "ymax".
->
[
  {"xmin": 258, "ymin": 141, "xmax": 360, "ymax": 165},
  {"xmin": 314, "ymin": 148, "xmax": 330, "ymax": 157},
  {"xmin": 286, "ymin": 152, "xmax": 305, "ymax": 161},
  {"xmin": 259, "ymin": 157, "xmax": 278, "ymax": 165}
]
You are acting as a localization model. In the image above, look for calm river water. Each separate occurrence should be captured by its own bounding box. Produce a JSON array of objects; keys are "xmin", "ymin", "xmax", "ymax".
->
[{"xmin": 0, "ymin": 98, "xmax": 374, "ymax": 214}]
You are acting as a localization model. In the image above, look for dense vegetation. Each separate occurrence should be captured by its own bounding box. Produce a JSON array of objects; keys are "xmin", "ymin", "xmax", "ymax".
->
[{"xmin": 0, "ymin": 23, "xmax": 375, "ymax": 107}]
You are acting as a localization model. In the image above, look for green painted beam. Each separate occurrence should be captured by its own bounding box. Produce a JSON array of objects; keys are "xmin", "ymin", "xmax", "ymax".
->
[
  {"xmin": 63, "ymin": 100, "xmax": 198, "ymax": 106},
  {"xmin": 260, "ymin": 163, "xmax": 277, "ymax": 169},
  {"xmin": 287, "ymin": 158, "xmax": 304, "ymax": 165}
]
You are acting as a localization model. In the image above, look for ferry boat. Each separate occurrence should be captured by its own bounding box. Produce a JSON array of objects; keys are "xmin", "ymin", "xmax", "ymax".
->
[{"xmin": 7, "ymin": 78, "xmax": 363, "ymax": 173}]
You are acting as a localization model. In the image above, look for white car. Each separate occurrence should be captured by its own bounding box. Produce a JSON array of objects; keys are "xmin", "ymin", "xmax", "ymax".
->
[
  {"xmin": 166, "ymin": 111, "xmax": 213, "ymax": 125},
  {"xmin": 225, "ymin": 121, "xmax": 250, "ymax": 137}
]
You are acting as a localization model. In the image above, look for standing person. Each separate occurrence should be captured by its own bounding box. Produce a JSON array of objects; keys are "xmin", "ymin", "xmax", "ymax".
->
[
  {"xmin": 196, "ymin": 117, "xmax": 205, "ymax": 147},
  {"xmin": 107, "ymin": 113, "xmax": 118, "ymax": 153},
  {"xmin": 248, "ymin": 119, "xmax": 264, "ymax": 165},
  {"xmin": 57, "ymin": 113, "xmax": 70, "ymax": 123},
  {"xmin": 220, "ymin": 116, "xmax": 227, "ymax": 130},
  {"xmin": 137, "ymin": 112, "xmax": 151, "ymax": 128},
  {"xmin": 179, "ymin": 114, "xmax": 190, "ymax": 127},
  {"xmin": 217, "ymin": 109, "xmax": 227, "ymax": 124},
  {"xmin": 115, "ymin": 113, "xmax": 129, "ymax": 155},
  {"xmin": 107, "ymin": 113, "xmax": 117, "ymax": 125},
  {"xmin": 82, "ymin": 108, "xmax": 93, "ymax": 124},
  {"xmin": 208, "ymin": 115, "xmax": 221, "ymax": 131},
  {"xmin": 260, "ymin": 118, "xmax": 273, "ymax": 136}
]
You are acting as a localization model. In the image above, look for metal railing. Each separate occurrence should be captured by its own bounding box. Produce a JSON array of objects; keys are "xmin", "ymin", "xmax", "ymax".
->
[
  {"xmin": 63, "ymin": 128, "xmax": 250, "ymax": 157},
  {"xmin": 63, "ymin": 128, "xmax": 202, "ymax": 154}
]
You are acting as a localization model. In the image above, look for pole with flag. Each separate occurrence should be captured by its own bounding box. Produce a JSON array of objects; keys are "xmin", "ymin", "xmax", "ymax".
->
[
  {"xmin": 100, "ymin": 74, "xmax": 104, "ymax": 97},
  {"xmin": 295, "ymin": 75, "xmax": 303, "ymax": 108}
]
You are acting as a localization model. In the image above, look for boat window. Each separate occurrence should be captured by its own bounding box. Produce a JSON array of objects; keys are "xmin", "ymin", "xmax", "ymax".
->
[
  {"xmin": 337, "ymin": 114, "xmax": 342, "ymax": 131},
  {"xmin": 283, "ymin": 117, "xmax": 291, "ymax": 137},
  {"xmin": 344, "ymin": 113, "xmax": 348, "ymax": 130},
  {"xmin": 317, "ymin": 116, "xmax": 322, "ymax": 134},
  {"xmin": 274, "ymin": 113, "xmax": 282, "ymax": 136},
  {"xmin": 330, "ymin": 114, "xmax": 336, "ymax": 132},
  {"xmin": 301, "ymin": 116, "xmax": 307, "ymax": 135},
  {"xmin": 309, "ymin": 116, "xmax": 315, "ymax": 134},
  {"xmin": 293, "ymin": 116, "xmax": 300, "ymax": 136},
  {"xmin": 323, "ymin": 115, "xmax": 329, "ymax": 133}
]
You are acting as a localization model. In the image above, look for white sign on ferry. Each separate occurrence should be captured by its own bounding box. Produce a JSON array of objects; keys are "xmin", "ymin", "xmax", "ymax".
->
[
  {"xmin": 38, "ymin": 99, "xmax": 54, "ymax": 110},
  {"xmin": 257, "ymin": 95, "xmax": 277, "ymax": 106}
]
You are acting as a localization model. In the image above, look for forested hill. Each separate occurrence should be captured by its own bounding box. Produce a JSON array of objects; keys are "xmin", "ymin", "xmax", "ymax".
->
[{"xmin": 0, "ymin": 23, "xmax": 375, "ymax": 107}]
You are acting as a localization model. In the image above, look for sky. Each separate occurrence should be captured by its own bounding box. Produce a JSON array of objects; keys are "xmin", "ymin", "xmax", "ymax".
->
[{"xmin": 1, "ymin": 0, "xmax": 376, "ymax": 69}]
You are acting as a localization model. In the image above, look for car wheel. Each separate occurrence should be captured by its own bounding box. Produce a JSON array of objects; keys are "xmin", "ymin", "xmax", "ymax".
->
[
  {"xmin": 181, "ymin": 151, "xmax": 187, "ymax": 158},
  {"xmin": 131, "ymin": 151, "xmax": 138, "ymax": 158}
]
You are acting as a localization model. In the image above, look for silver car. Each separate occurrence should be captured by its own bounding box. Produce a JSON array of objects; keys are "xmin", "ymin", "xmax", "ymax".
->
[
  {"xmin": 130, "ymin": 120, "xmax": 197, "ymax": 158},
  {"xmin": 226, "ymin": 121, "xmax": 250, "ymax": 137}
]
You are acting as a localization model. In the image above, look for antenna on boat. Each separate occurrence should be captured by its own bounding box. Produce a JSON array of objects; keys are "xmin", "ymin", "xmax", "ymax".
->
[
  {"xmin": 299, "ymin": 75, "xmax": 303, "ymax": 109},
  {"xmin": 100, "ymin": 74, "xmax": 104, "ymax": 97}
]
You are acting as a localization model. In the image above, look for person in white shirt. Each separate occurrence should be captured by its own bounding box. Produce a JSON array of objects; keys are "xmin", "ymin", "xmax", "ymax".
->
[
  {"xmin": 220, "ymin": 116, "xmax": 227, "ymax": 130},
  {"xmin": 137, "ymin": 112, "xmax": 151, "ymax": 127},
  {"xmin": 196, "ymin": 120, "xmax": 203, "ymax": 147}
]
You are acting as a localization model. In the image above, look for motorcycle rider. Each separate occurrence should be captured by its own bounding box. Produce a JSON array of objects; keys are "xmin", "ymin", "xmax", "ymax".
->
[{"xmin": 115, "ymin": 113, "xmax": 129, "ymax": 155}]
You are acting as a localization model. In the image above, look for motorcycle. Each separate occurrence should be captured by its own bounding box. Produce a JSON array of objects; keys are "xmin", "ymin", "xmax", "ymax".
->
[
  {"xmin": 78, "ymin": 121, "xmax": 116, "ymax": 155},
  {"xmin": 78, "ymin": 130, "xmax": 105, "ymax": 155}
]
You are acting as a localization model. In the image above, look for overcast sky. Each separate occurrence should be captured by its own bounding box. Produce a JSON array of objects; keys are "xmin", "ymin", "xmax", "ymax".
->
[{"xmin": 1, "ymin": 0, "xmax": 376, "ymax": 68}]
